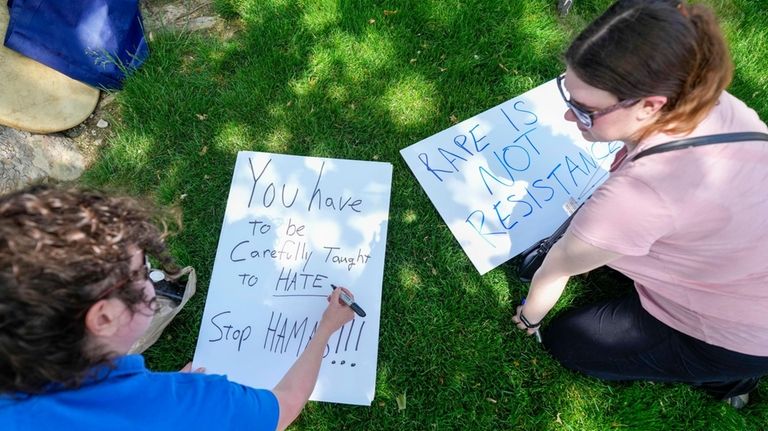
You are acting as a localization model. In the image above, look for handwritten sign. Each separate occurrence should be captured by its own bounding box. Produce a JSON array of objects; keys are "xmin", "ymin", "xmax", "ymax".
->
[
  {"xmin": 400, "ymin": 79, "xmax": 622, "ymax": 274},
  {"xmin": 193, "ymin": 152, "xmax": 392, "ymax": 406}
]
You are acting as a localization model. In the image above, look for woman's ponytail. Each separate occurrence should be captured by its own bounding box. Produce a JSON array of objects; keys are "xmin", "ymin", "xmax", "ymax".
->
[
  {"xmin": 656, "ymin": 3, "xmax": 733, "ymax": 137},
  {"xmin": 567, "ymin": 1, "xmax": 734, "ymax": 140}
]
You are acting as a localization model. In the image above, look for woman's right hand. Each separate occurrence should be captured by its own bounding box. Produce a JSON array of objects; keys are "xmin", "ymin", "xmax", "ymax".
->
[{"xmin": 319, "ymin": 286, "xmax": 356, "ymax": 332}]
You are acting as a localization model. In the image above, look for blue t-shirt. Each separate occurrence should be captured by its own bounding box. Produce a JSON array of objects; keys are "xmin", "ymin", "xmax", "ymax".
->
[{"xmin": 0, "ymin": 355, "xmax": 280, "ymax": 431}]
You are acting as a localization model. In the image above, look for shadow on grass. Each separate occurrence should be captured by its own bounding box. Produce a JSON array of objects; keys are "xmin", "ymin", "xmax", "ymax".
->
[{"xmin": 80, "ymin": 0, "xmax": 768, "ymax": 429}]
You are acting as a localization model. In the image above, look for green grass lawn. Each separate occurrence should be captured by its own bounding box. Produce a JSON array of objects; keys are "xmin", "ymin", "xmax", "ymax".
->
[{"xmin": 81, "ymin": 0, "xmax": 768, "ymax": 429}]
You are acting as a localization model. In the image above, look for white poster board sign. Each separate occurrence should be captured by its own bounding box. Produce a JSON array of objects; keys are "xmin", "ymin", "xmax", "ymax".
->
[
  {"xmin": 401, "ymin": 79, "xmax": 622, "ymax": 274},
  {"xmin": 193, "ymin": 151, "xmax": 393, "ymax": 406}
]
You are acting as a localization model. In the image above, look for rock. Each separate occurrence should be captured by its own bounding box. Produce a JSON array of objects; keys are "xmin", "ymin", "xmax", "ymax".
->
[
  {"xmin": 141, "ymin": 4, "xmax": 185, "ymax": 31},
  {"xmin": 160, "ymin": 4, "xmax": 187, "ymax": 24},
  {"xmin": 0, "ymin": 127, "xmax": 46, "ymax": 194},
  {"xmin": 0, "ymin": 126, "xmax": 84, "ymax": 195},
  {"xmin": 141, "ymin": 1, "xmax": 221, "ymax": 33},
  {"xmin": 99, "ymin": 93, "xmax": 117, "ymax": 108},
  {"xmin": 96, "ymin": 119, "xmax": 109, "ymax": 128},
  {"xmin": 27, "ymin": 134, "xmax": 85, "ymax": 181},
  {"xmin": 62, "ymin": 123, "xmax": 86, "ymax": 138},
  {"xmin": 187, "ymin": 16, "xmax": 219, "ymax": 32}
]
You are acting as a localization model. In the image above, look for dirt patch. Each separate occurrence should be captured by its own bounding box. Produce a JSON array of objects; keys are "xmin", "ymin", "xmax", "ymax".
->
[
  {"xmin": 141, "ymin": 0, "xmax": 229, "ymax": 36},
  {"xmin": 65, "ymin": 92, "xmax": 119, "ymax": 168}
]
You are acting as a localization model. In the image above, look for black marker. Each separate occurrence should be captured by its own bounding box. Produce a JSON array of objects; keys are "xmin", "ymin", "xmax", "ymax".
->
[{"xmin": 331, "ymin": 284, "xmax": 366, "ymax": 318}]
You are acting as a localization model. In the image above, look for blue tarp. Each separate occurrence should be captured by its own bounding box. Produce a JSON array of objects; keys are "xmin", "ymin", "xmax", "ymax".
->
[{"xmin": 4, "ymin": 0, "xmax": 148, "ymax": 89}]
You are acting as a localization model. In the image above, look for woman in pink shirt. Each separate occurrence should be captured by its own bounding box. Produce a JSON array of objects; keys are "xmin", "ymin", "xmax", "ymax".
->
[{"xmin": 512, "ymin": 0, "xmax": 768, "ymax": 409}]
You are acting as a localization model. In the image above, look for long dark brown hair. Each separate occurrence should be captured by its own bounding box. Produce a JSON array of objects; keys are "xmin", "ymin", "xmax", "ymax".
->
[
  {"xmin": 566, "ymin": 0, "xmax": 733, "ymax": 140},
  {"xmin": 0, "ymin": 185, "xmax": 179, "ymax": 394}
]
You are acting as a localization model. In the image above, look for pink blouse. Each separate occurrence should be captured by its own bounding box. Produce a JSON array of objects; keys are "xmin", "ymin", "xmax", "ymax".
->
[{"xmin": 570, "ymin": 92, "xmax": 768, "ymax": 355}]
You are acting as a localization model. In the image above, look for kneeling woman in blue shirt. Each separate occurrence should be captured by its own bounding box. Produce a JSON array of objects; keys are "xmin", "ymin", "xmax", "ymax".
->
[{"xmin": 0, "ymin": 185, "xmax": 355, "ymax": 431}]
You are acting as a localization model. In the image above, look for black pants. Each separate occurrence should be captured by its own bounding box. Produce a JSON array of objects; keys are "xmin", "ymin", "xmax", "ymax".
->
[{"xmin": 542, "ymin": 290, "xmax": 768, "ymax": 399}]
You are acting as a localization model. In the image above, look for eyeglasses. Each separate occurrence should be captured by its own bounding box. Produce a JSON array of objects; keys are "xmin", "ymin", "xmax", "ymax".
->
[
  {"xmin": 93, "ymin": 253, "xmax": 152, "ymax": 301},
  {"xmin": 556, "ymin": 73, "xmax": 640, "ymax": 129}
]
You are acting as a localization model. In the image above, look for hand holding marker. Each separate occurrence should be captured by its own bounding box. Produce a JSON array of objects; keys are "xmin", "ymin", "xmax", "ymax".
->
[{"xmin": 331, "ymin": 284, "xmax": 366, "ymax": 317}]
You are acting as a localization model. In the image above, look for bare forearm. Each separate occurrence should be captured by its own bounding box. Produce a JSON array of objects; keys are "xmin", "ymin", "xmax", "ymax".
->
[
  {"xmin": 276, "ymin": 325, "xmax": 330, "ymax": 397},
  {"xmin": 270, "ymin": 288, "xmax": 355, "ymax": 430},
  {"xmin": 523, "ymin": 263, "xmax": 570, "ymax": 324},
  {"xmin": 521, "ymin": 231, "xmax": 621, "ymax": 324},
  {"xmin": 273, "ymin": 323, "xmax": 334, "ymax": 430}
]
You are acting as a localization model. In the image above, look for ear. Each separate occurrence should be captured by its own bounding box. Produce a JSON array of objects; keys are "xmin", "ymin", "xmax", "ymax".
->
[
  {"xmin": 84, "ymin": 299, "xmax": 124, "ymax": 338},
  {"xmin": 637, "ymin": 95, "xmax": 668, "ymax": 121}
]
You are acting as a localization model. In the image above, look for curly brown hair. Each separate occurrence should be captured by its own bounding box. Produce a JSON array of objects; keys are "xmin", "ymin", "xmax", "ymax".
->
[{"xmin": 0, "ymin": 185, "xmax": 179, "ymax": 394}]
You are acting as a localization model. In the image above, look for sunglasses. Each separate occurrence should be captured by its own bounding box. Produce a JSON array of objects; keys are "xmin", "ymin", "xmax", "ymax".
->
[{"xmin": 556, "ymin": 73, "xmax": 640, "ymax": 129}]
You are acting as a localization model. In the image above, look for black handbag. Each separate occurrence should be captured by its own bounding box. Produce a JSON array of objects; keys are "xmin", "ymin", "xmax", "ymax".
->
[{"xmin": 516, "ymin": 132, "xmax": 768, "ymax": 282}]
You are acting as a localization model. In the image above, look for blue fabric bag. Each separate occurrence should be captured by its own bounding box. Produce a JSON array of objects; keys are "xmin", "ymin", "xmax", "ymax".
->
[{"xmin": 4, "ymin": 0, "xmax": 148, "ymax": 89}]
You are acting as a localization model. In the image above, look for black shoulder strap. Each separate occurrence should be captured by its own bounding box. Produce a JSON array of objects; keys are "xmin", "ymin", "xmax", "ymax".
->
[
  {"xmin": 631, "ymin": 132, "xmax": 768, "ymax": 161},
  {"xmin": 541, "ymin": 206, "xmax": 580, "ymax": 248},
  {"xmin": 556, "ymin": 131, "xmax": 768, "ymax": 237}
]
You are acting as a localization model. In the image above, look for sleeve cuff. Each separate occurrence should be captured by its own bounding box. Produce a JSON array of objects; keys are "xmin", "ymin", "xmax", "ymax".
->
[{"xmin": 569, "ymin": 225, "xmax": 649, "ymax": 257}]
